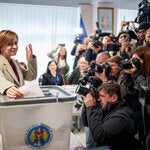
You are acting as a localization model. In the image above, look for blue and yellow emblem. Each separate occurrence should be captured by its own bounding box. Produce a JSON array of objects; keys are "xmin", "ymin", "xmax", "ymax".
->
[{"xmin": 26, "ymin": 124, "xmax": 52, "ymax": 149}]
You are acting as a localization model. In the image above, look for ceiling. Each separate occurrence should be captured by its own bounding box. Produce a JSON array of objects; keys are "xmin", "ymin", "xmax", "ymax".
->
[{"xmin": 0, "ymin": 0, "xmax": 142, "ymax": 9}]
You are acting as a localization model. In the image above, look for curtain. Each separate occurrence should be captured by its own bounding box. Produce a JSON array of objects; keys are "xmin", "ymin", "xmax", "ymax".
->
[{"xmin": 0, "ymin": 3, "xmax": 80, "ymax": 79}]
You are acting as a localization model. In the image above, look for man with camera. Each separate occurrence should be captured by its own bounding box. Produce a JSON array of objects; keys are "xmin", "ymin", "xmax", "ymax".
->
[
  {"xmin": 107, "ymin": 55, "xmax": 131, "ymax": 99},
  {"xmin": 80, "ymin": 52, "xmax": 111, "ymax": 149},
  {"xmin": 71, "ymin": 37, "xmax": 89, "ymax": 69},
  {"xmin": 132, "ymin": 22, "xmax": 150, "ymax": 50},
  {"xmin": 83, "ymin": 81, "xmax": 136, "ymax": 150},
  {"xmin": 85, "ymin": 40, "xmax": 103, "ymax": 64}
]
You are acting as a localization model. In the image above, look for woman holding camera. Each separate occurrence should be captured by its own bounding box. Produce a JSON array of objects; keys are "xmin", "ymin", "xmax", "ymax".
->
[
  {"xmin": 125, "ymin": 45, "xmax": 150, "ymax": 87},
  {"xmin": 124, "ymin": 45, "xmax": 150, "ymax": 150}
]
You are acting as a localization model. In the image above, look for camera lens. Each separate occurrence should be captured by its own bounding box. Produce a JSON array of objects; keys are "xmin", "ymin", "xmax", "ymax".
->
[
  {"xmin": 119, "ymin": 60, "xmax": 132, "ymax": 69},
  {"xmin": 95, "ymin": 64, "xmax": 103, "ymax": 73},
  {"xmin": 75, "ymin": 85, "xmax": 89, "ymax": 97}
]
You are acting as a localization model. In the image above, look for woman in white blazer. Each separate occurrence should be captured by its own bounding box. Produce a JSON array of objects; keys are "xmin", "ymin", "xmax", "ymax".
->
[{"xmin": 0, "ymin": 30, "xmax": 37, "ymax": 98}]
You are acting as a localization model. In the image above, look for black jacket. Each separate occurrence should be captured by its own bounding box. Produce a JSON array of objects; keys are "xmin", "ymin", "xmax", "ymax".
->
[
  {"xmin": 41, "ymin": 72, "xmax": 64, "ymax": 86},
  {"xmin": 86, "ymin": 100, "xmax": 137, "ymax": 150},
  {"xmin": 68, "ymin": 68, "xmax": 81, "ymax": 85}
]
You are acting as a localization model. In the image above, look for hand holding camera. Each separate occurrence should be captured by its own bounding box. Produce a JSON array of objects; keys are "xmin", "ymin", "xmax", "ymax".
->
[
  {"xmin": 84, "ymin": 93, "xmax": 97, "ymax": 107},
  {"xmin": 119, "ymin": 57, "xmax": 141, "ymax": 74},
  {"xmin": 75, "ymin": 44, "xmax": 87, "ymax": 56},
  {"xmin": 120, "ymin": 40, "xmax": 131, "ymax": 53},
  {"xmin": 75, "ymin": 61, "xmax": 110, "ymax": 100}
]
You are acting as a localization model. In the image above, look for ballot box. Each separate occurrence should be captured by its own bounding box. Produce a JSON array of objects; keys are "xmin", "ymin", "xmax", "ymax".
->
[{"xmin": 0, "ymin": 85, "xmax": 76, "ymax": 150}]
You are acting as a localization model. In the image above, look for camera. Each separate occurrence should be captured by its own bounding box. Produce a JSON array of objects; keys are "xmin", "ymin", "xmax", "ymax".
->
[
  {"xmin": 74, "ymin": 77, "xmax": 102, "ymax": 110},
  {"xmin": 122, "ymin": 33, "xmax": 130, "ymax": 40},
  {"xmin": 135, "ymin": 0, "xmax": 150, "ymax": 23},
  {"xmin": 89, "ymin": 34, "xmax": 99, "ymax": 42},
  {"xmin": 75, "ymin": 77, "xmax": 103, "ymax": 99},
  {"xmin": 75, "ymin": 61, "xmax": 111, "ymax": 99},
  {"xmin": 77, "ymin": 61, "xmax": 96, "ymax": 86},
  {"xmin": 107, "ymin": 43, "xmax": 120, "ymax": 55},
  {"xmin": 74, "ymin": 34, "xmax": 84, "ymax": 44},
  {"xmin": 119, "ymin": 57, "xmax": 141, "ymax": 70},
  {"xmin": 95, "ymin": 62, "xmax": 111, "ymax": 77},
  {"xmin": 93, "ymin": 41, "xmax": 103, "ymax": 48},
  {"xmin": 89, "ymin": 21, "xmax": 111, "ymax": 43}
]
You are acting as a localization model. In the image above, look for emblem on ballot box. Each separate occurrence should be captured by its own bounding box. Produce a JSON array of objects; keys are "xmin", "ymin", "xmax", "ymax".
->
[{"xmin": 26, "ymin": 124, "xmax": 53, "ymax": 149}]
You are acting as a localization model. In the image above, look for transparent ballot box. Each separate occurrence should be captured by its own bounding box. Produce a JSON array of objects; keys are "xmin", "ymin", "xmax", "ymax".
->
[{"xmin": 0, "ymin": 85, "xmax": 76, "ymax": 150}]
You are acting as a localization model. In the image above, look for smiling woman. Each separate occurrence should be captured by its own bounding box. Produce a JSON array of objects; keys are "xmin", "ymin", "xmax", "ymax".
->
[{"xmin": 0, "ymin": 30, "xmax": 37, "ymax": 98}]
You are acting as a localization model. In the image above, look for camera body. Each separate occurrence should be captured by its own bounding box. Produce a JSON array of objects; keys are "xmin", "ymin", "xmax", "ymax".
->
[
  {"xmin": 75, "ymin": 77, "xmax": 103, "ymax": 99},
  {"xmin": 135, "ymin": 0, "xmax": 150, "ymax": 23},
  {"xmin": 122, "ymin": 33, "xmax": 130, "ymax": 40},
  {"xmin": 74, "ymin": 34, "xmax": 84, "ymax": 44},
  {"xmin": 95, "ymin": 62, "xmax": 111, "ymax": 77},
  {"xmin": 107, "ymin": 43, "xmax": 120, "ymax": 55},
  {"xmin": 93, "ymin": 41, "xmax": 103, "ymax": 48},
  {"xmin": 119, "ymin": 57, "xmax": 141, "ymax": 70},
  {"xmin": 75, "ymin": 61, "xmax": 110, "ymax": 99},
  {"xmin": 89, "ymin": 34, "xmax": 99, "ymax": 42}
]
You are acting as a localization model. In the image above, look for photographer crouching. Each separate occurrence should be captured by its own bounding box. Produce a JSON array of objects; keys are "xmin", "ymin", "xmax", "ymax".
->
[
  {"xmin": 84, "ymin": 81, "xmax": 137, "ymax": 150},
  {"xmin": 75, "ymin": 52, "xmax": 111, "ymax": 149}
]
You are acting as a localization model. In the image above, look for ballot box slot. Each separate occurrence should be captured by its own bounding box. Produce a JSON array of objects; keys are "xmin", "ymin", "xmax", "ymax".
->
[{"xmin": 0, "ymin": 85, "xmax": 77, "ymax": 106}]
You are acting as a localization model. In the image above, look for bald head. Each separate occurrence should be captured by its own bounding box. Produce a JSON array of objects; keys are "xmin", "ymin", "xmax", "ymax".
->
[{"xmin": 96, "ymin": 52, "xmax": 111, "ymax": 64}]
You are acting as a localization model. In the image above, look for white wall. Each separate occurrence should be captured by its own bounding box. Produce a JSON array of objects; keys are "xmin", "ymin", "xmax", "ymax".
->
[{"xmin": 117, "ymin": 9, "xmax": 138, "ymax": 34}]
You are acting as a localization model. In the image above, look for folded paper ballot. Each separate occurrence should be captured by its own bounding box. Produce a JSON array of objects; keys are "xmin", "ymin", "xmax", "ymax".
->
[{"xmin": 18, "ymin": 80, "xmax": 44, "ymax": 98}]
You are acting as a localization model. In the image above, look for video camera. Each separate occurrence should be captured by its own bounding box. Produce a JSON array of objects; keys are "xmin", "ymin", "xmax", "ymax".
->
[
  {"xmin": 119, "ymin": 57, "xmax": 141, "ymax": 70},
  {"xmin": 135, "ymin": 0, "xmax": 150, "ymax": 23},
  {"xmin": 74, "ymin": 34, "xmax": 84, "ymax": 44},
  {"xmin": 89, "ymin": 21, "xmax": 110, "ymax": 43},
  {"xmin": 75, "ymin": 61, "xmax": 111, "ymax": 99}
]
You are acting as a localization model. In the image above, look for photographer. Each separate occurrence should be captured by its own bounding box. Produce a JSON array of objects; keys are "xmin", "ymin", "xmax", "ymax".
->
[
  {"xmin": 71, "ymin": 37, "xmax": 89, "ymax": 69},
  {"xmin": 85, "ymin": 40, "xmax": 103, "ymax": 63},
  {"xmin": 79, "ymin": 52, "xmax": 111, "ymax": 149},
  {"xmin": 132, "ymin": 22, "xmax": 150, "ymax": 50},
  {"xmin": 84, "ymin": 81, "xmax": 136, "ymax": 150},
  {"xmin": 107, "ymin": 55, "xmax": 129, "ymax": 99},
  {"xmin": 135, "ymin": 0, "xmax": 150, "ymax": 23},
  {"xmin": 101, "ymin": 36, "xmax": 112, "ymax": 51},
  {"xmin": 123, "ymin": 45, "xmax": 150, "ymax": 149},
  {"xmin": 116, "ymin": 31, "xmax": 132, "ymax": 60}
]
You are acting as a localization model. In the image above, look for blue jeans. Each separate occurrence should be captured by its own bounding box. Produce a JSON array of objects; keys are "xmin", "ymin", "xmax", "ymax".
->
[{"xmin": 85, "ymin": 127, "xmax": 97, "ymax": 149}]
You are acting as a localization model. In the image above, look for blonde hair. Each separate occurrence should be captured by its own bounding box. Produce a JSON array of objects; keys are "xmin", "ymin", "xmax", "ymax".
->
[
  {"xmin": 0, "ymin": 30, "xmax": 18, "ymax": 52},
  {"xmin": 77, "ymin": 56, "xmax": 89, "ymax": 67}
]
